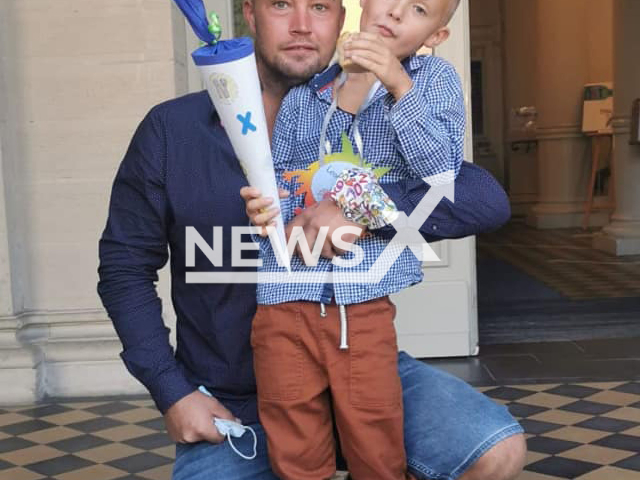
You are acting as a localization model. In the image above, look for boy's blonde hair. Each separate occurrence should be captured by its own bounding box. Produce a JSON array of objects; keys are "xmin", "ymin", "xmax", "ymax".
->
[{"xmin": 444, "ymin": 0, "xmax": 461, "ymax": 24}]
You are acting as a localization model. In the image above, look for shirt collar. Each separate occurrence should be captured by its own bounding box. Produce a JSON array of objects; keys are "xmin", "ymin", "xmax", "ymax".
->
[{"xmin": 307, "ymin": 54, "xmax": 423, "ymax": 93}]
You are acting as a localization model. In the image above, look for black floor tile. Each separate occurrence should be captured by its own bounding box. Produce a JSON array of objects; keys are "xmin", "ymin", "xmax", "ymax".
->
[
  {"xmin": 107, "ymin": 452, "xmax": 173, "ymax": 473},
  {"xmin": 135, "ymin": 417, "xmax": 166, "ymax": 432},
  {"xmin": 614, "ymin": 382, "xmax": 640, "ymax": 395},
  {"xmin": 84, "ymin": 402, "xmax": 139, "ymax": 416},
  {"xmin": 25, "ymin": 454, "xmax": 93, "ymax": 476},
  {"xmin": 559, "ymin": 400, "xmax": 618, "ymax": 415},
  {"xmin": 631, "ymin": 401, "xmax": 640, "ymax": 409},
  {"xmin": 17, "ymin": 405, "xmax": 72, "ymax": 418},
  {"xmin": 575, "ymin": 416, "xmax": 639, "ymax": 433},
  {"xmin": 483, "ymin": 386, "xmax": 532, "ymax": 401},
  {"xmin": 1, "ymin": 419, "xmax": 56, "ymax": 436},
  {"xmin": 484, "ymin": 356, "xmax": 640, "ymax": 383},
  {"xmin": 423, "ymin": 358, "xmax": 495, "ymax": 385},
  {"xmin": 576, "ymin": 338, "xmax": 640, "ymax": 359},
  {"xmin": 545, "ymin": 384, "xmax": 601, "ymax": 398},
  {"xmin": 526, "ymin": 456, "xmax": 600, "ymax": 479},
  {"xmin": 50, "ymin": 434, "xmax": 110, "ymax": 453},
  {"xmin": 66, "ymin": 417, "xmax": 125, "ymax": 433},
  {"xmin": 480, "ymin": 341, "xmax": 584, "ymax": 357},
  {"xmin": 479, "ymin": 355, "xmax": 541, "ymax": 382},
  {"xmin": 614, "ymin": 453, "xmax": 640, "ymax": 472},
  {"xmin": 526, "ymin": 436, "xmax": 580, "ymax": 455},
  {"xmin": 123, "ymin": 432, "xmax": 173, "ymax": 450},
  {"xmin": 507, "ymin": 403, "xmax": 548, "ymax": 418},
  {"xmin": 519, "ymin": 419, "xmax": 563, "ymax": 435},
  {"xmin": 593, "ymin": 434, "xmax": 640, "ymax": 453},
  {"xmin": 0, "ymin": 437, "xmax": 36, "ymax": 454},
  {"xmin": 0, "ymin": 459, "xmax": 12, "ymax": 471}
]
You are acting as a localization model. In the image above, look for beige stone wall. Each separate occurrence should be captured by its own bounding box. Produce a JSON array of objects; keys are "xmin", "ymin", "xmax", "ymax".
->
[
  {"xmin": 586, "ymin": 0, "xmax": 614, "ymax": 85},
  {"xmin": 0, "ymin": 0, "xmax": 181, "ymax": 402},
  {"xmin": 2, "ymin": 0, "xmax": 177, "ymax": 311}
]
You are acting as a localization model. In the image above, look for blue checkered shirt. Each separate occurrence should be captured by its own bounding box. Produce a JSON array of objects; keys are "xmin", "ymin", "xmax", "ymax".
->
[{"xmin": 256, "ymin": 54, "xmax": 465, "ymax": 306}]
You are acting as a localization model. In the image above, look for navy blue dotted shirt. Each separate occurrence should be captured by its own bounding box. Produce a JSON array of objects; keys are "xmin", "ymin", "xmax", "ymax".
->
[{"xmin": 97, "ymin": 91, "xmax": 510, "ymax": 421}]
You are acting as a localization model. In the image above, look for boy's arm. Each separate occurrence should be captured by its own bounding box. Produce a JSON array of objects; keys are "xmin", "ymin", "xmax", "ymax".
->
[
  {"xmin": 246, "ymin": 92, "xmax": 301, "ymax": 246},
  {"xmin": 388, "ymin": 59, "xmax": 466, "ymax": 185}
]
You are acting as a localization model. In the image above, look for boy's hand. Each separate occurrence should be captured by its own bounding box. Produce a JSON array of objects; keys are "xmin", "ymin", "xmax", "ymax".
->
[
  {"xmin": 286, "ymin": 198, "xmax": 364, "ymax": 261},
  {"xmin": 343, "ymin": 32, "xmax": 413, "ymax": 100},
  {"xmin": 240, "ymin": 186, "xmax": 289, "ymax": 237}
]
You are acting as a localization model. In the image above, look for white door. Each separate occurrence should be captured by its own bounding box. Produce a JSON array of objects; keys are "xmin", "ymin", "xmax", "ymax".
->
[{"xmin": 391, "ymin": 1, "xmax": 478, "ymax": 358}]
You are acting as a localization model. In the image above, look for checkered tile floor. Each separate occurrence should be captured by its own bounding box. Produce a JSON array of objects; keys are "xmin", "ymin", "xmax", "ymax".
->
[
  {"xmin": 479, "ymin": 223, "xmax": 640, "ymax": 300},
  {"xmin": 1, "ymin": 383, "xmax": 639, "ymax": 479},
  {"xmin": 481, "ymin": 382, "xmax": 640, "ymax": 479}
]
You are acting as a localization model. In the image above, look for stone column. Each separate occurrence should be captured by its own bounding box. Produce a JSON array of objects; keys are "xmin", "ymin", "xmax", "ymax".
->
[
  {"xmin": 0, "ymin": 1, "xmax": 38, "ymax": 404},
  {"xmin": 593, "ymin": 0, "xmax": 640, "ymax": 255},
  {"xmin": 527, "ymin": 0, "xmax": 610, "ymax": 228}
]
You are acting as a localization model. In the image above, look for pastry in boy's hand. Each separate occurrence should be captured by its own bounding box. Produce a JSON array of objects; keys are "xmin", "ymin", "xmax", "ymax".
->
[{"xmin": 337, "ymin": 32, "xmax": 366, "ymax": 73}]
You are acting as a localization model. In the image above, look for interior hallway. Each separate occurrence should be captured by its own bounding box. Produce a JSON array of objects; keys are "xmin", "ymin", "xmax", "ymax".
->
[{"xmin": 478, "ymin": 222, "xmax": 640, "ymax": 345}]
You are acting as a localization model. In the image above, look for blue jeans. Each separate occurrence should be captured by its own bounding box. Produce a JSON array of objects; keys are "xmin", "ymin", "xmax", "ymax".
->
[{"xmin": 173, "ymin": 352, "xmax": 523, "ymax": 480}]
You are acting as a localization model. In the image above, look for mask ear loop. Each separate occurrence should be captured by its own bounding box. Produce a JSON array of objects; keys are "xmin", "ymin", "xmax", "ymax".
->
[
  {"xmin": 351, "ymin": 79, "xmax": 381, "ymax": 164},
  {"xmin": 318, "ymin": 71, "xmax": 348, "ymax": 167},
  {"xmin": 197, "ymin": 385, "xmax": 257, "ymax": 460},
  {"xmin": 226, "ymin": 425, "xmax": 258, "ymax": 460},
  {"xmin": 317, "ymin": 72, "xmax": 381, "ymax": 168}
]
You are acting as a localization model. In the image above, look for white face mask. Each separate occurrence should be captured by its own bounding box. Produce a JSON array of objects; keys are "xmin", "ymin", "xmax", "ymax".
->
[{"xmin": 198, "ymin": 386, "xmax": 258, "ymax": 460}]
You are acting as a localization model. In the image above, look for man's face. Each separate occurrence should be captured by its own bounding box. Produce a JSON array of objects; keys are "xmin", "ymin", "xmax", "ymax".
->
[
  {"xmin": 244, "ymin": 0, "xmax": 345, "ymax": 85},
  {"xmin": 359, "ymin": 0, "xmax": 450, "ymax": 59}
]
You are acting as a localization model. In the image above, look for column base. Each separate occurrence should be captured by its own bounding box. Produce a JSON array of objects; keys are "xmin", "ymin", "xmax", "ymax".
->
[
  {"xmin": 0, "ymin": 310, "xmax": 150, "ymax": 405},
  {"xmin": 593, "ymin": 220, "xmax": 640, "ymax": 256},
  {"xmin": 0, "ymin": 350, "xmax": 37, "ymax": 404},
  {"xmin": 526, "ymin": 203, "xmax": 611, "ymax": 229}
]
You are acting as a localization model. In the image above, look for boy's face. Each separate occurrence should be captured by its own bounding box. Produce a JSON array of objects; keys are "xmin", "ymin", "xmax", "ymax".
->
[
  {"xmin": 244, "ymin": 0, "xmax": 345, "ymax": 84},
  {"xmin": 359, "ymin": 0, "xmax": 451, "ymax": 59}
]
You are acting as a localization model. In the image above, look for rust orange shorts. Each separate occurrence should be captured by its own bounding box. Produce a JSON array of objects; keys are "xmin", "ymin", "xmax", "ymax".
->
[{"xmin": 251, "ymin": 297, "xmax": 415, "ymax": 480}]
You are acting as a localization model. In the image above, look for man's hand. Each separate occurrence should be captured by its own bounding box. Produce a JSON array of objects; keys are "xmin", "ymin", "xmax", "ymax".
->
[
  {"xmin": 240, "ymin": 186, "xmax": 289, "ymax": 237},
  {"xmin": 164, "ymin": 390, "xmax": 238, "ymax": 444},
  {"xmin": 286, "ymin": 198, "xmax": 364, "ymax": 261},
  {"xmin": 343, "ymin": 32, "xmax": 413, "ymax": 100}
]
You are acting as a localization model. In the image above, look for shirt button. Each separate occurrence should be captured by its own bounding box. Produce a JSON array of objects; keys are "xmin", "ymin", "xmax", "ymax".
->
[{"xmin": 431, "ymin": 224, "xmax": 438, "ymax": 231}]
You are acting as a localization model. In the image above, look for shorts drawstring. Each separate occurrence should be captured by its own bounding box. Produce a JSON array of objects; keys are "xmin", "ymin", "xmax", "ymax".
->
[
  {"xmin": 319, "ymin": 303, "xmax": 349, "ymax": 349},
  {"xmin": 339, "ymin": 305, "xmax": 348, "ymax": 350}
]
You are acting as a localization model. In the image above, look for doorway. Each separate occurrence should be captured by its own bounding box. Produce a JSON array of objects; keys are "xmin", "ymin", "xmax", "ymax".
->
[{"xmin": 469, "ymin": 0, "xmax": 640, "ymax": 345}]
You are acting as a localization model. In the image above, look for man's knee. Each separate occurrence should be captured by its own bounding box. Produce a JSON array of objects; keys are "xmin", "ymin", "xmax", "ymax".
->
[{"xmin": 460, "ymin": 433, "xmax": 527, "ymax": 480}]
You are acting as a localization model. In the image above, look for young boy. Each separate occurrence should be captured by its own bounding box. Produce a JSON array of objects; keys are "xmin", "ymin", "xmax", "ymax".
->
[{"xmin": 244, "ymin": 0, "xmax": 463, "ymax": 478}]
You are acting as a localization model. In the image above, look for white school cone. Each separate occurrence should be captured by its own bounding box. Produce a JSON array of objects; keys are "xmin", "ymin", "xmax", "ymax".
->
[{"xmin": 193, "ymin": 39, "xmax": 290, "ymax": 271}]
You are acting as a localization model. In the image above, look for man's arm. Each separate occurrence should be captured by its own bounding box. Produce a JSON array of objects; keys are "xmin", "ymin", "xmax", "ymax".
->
[
  {"xmin": 98, "ymin": 108, "xmax": 193, "ymax": 413},
  {"xmin": 97, "ymin": 107, "xmax": 233, "ymax": 442},
  {"xmin": 289, "ymin": 161, "xmax": 510, "ymax": 257},
  {"xmin": 378, "ymin": 161, "xmax": 511, "ymax": 242}
]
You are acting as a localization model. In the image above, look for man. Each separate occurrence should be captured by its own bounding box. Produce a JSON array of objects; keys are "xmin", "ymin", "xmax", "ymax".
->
[{"xmin": 98, "ymin": 0, "xmax": 526, "ymax": 478}]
